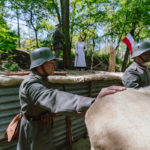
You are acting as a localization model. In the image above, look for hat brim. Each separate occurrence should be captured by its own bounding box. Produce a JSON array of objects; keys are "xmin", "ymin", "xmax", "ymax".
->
[
  {"xmin": 130, "ymin": 48, "xmax": 150, "ymax": 59},
  {"xmin": 30, "ymin": 56, "xmax": 56, "ymax": 70}
]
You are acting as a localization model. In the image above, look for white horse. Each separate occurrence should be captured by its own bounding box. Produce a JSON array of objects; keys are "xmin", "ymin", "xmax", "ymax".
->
[{"xmin": 85, "ymin": 88, "xmax": 150, "ymax": 150}]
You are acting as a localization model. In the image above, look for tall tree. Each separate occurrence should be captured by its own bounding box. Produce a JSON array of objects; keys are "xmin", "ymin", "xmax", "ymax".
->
[
  {"xmin": 60, "ymin": 0, "xmax": 71, "ymax": 68},
  {"xmin": 16, "ymin": 8, "xmax": 21, "ymax": 48},
  {"xmin": 9, "ymin": 0, "xmax": 50, "ymax": 48}
]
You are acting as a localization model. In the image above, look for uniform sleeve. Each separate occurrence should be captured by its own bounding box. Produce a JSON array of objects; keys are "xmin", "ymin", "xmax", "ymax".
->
[
  {"xmin": 26, "ymin": 83, "xmax": 95, "ymax": 115},
  {"xmin": 122, "ymin": 70, "xmax": 141, "ymax": 88}
]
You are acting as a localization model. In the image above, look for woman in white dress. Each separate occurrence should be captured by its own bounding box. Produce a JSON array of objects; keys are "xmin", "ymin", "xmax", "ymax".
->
[{"xmin": 74, "ymin": 37, "xmax": 87, "ymax": 70}]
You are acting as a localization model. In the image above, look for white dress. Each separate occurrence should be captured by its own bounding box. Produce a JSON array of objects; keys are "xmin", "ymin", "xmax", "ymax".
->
[{"xmin": 74, "ymin": 41, "xmax": 87, "ymax": 67}]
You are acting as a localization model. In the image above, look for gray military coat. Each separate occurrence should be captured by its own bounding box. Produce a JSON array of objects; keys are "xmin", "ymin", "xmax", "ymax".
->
[
  {"xmin": 52, "ymin": 30, "xmax": 64, "ymax": 49},
  {"xmin": 122, "ymin": 61, "xmax": 150, "ymax": 88},
  {"xmin": 17, "ymin": 73, "xmax": 94, "ymax": 150}
]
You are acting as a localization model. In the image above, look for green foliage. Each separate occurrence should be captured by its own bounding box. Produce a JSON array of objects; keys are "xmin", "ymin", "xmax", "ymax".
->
[
  {"xmin": 3, "ymin": 62, "xmax": 19, "ymax": 71},
  {"xmin": 2, "ymin": 0, "xmax": 150, "ymax": 70},
  {"xmin": 100, "ymin": 53, "xmax": 109, "ymax": 62},
  {"xmin": 0, "ymin": 17, "xmax": 17, "ymax": 53},
  {"xmin": 40, "ymin": 40, "xmax": 50, "ymax": 48},
  {"xmin": 146, "ymin": 62, "xmax": 150, "ymax": 69},
  {"xmin": 21, "ymin": 38, "xmax": 36, "ymax": 51},
  {"xmin": 116, "ymin": 55, "xmax": 123, "ymax": 65}
]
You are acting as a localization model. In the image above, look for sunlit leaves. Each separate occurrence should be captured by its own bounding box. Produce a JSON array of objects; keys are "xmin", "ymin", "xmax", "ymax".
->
[{"xmin": 0, "ymin": 17, "xmax": 17, "ymax": 52}]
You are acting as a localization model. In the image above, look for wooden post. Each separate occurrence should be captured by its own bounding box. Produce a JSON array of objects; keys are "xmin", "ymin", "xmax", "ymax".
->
[
  {"xmin": 66, "ymin": 116, "xmax": 72, "ymax": 150},
  {"xmin": 90, "ymin": 50, "xmax": 94, "ymax": 72},
  {"xmin": 90, "ymin": 38, "xmax": 95, "ymax": 72},
  {"xmin": 108, "ymin": 45, "xmax": 116, "ymax": 72}
]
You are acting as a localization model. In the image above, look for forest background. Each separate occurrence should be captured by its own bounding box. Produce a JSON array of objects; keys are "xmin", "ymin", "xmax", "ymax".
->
[{"xmin": 0, "ymin": 0, "xmax": 150, "ymax": 72}]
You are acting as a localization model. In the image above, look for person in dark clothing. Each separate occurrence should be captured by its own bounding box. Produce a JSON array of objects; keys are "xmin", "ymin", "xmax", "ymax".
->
[
  {"xmin": 122, "ymin": 41, "xmax": 150, "ymax": 88},
  {"xmin": 52, "ymin": 24, "xmax": 64, "ymax": 58},
  {"xmin": 17, "ymin": 47, "xmax": 125, "ymax": 150},
  {"xmin": 52, "ymin": 24, "xmax": 64, "ymax": 70}
]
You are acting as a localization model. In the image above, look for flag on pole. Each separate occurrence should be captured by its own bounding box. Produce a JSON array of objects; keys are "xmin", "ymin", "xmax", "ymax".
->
[{"xmin": 122, "ymin": 33, "xmax": 134, "ymax": 55}]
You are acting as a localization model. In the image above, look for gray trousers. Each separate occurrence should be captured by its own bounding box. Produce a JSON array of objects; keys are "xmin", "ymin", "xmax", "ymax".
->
[
  {"xmin": 55, "ymin": 48, "xmax": 61, "ymax": 58},
  {"xmin": 54, "ymin": 48, "xmax": 61, "ymax": 70}
]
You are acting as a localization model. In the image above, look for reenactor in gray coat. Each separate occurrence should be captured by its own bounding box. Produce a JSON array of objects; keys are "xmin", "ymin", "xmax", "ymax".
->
[
  {"xmin": 122, "ymin": 41, "xmax": 150, "ymax": 88},
  {"xmin": 17, "ymin": 47, "xmax": 125, "ymax": 150},
  {"xmin": 52, "ymin": 24, "xmax": 64, "ymax": 58}
]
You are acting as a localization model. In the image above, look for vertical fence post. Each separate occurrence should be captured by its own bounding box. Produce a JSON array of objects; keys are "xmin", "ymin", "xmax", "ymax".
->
[{"xmin": 66, "ymin": 116, "xmax": 72, "ymax": 150}]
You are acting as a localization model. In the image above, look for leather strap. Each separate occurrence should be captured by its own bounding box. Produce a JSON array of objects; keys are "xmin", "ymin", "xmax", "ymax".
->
[{"xmin": 24, "ymin": 113, "xmax": 56, "ymax": 122}]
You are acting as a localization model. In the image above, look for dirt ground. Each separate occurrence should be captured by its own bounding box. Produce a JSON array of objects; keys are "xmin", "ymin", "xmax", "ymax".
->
[{"xmin": 62, "ymin": 137, "xmax": 91, "ymax": 150}]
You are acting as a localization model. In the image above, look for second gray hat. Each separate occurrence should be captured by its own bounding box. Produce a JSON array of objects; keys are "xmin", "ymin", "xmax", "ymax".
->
[{"xmin": 131, "ymin": 41, "xmax": 150, "ymax": 58}]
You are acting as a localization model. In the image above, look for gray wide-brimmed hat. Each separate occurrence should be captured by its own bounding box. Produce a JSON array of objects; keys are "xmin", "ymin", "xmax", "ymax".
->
[{"xmin": 30, "ymin": 47, "xmax": 55, "ymax": 69}]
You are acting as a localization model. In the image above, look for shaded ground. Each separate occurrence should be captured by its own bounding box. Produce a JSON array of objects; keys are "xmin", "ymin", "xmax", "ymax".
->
[
  {"xmin": 72, "ymin": 138, "xmax": 91, "ymax": 150},
  {"xmin": 62, "ymin": 137, "xmax": 91, "ymax": 150}
]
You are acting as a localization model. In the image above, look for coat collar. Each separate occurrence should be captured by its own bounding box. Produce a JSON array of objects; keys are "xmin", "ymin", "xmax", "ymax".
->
[
  {"xmin": 31, "ymin": 70, "xmax": 48, "ymax": 81},
  {"xmin": 133, "ymin": 61, "xmax": 147, "ymax": 70}
]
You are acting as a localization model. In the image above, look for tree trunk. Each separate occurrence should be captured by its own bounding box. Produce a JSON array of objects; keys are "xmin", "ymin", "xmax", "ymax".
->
[
  {"xmin": 35, "ymin": 30, "xmax": 39, "ymax": 48},
  {"xmin": 91, "ymin": 38, "xmax": 95, "ymax": 72},
  {"xmin": 16, "ymin": 9, "xmax": 21, "ymax": 48},
  {"xmin": 60, "ymin": 0, "xmax": 71, "ymax": 69},
  {"xmin": 53, "ymin": 0, "xmax": 61, "ymax": 25},
  {"xmin": 30, "ymin": 11, "xmax": 39, "ymax": 48},
  {"xmin": 121, "ymin": 48, "xmax": 130, "ymax": 72},
  {"xmin": 108, "ymin": 45, "xmax": 116, "ymax": 72}
]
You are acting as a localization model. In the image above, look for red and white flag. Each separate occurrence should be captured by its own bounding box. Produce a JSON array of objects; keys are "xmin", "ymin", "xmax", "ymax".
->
[{"xmin": 122, "ymin": 33, "xmax": 134, "ymax": 55}]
